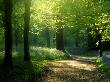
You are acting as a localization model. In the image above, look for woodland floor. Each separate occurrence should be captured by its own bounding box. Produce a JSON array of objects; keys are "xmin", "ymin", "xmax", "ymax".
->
[{"xmin": 40, "ymin": 54, "xmax": 110, "ymax": 82}]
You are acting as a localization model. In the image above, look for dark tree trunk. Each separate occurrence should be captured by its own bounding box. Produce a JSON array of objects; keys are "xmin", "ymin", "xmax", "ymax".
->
[
  {"xmin": 45, "ymin": 27, "xmax": 50, "ymax": 48},
  {"xmin": 75, "ymin": 34, "xmax": 80, "ymax": 47},
  {"xmin": 15, "ymin": 27, "xmax": 18, "ymax": 49},
  {"xmin": 24, "ymin": 0, "xmax": 31, "ymax": 61},
  {"xmin": 56, "ymin": 27, "xmax": 64, "ymax": 51},
  {"xmin": 75, "ymin": 41, "xmax": 79, "ymax": 47},
  {"xmin": 98, "ymin": 34, "xmax": 102, "ymax": 57},
  {"xmin": 3, "ymin": 0, "xmax": 13, "ymax": 67},
  {"xmin": 33, "ymin": 34, "xmax": 37, "ymax": 45}
]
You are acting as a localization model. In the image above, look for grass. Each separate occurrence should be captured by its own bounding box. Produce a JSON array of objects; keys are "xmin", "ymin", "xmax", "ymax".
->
[{"xmin": 0, "ymin": 46, "xmax": 71, "ymax": 82}]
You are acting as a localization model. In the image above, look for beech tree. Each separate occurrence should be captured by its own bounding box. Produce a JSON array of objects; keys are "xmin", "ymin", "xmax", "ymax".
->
[
  {"xmin": 3, "ymin": 0, "xmax": 13, "ymax": 67},
  {"xmin": 24, "ymin": 0, "xmax": 31, "ymax": 61}
]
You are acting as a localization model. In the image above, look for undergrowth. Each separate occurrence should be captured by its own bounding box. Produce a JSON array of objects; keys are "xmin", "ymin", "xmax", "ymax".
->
[
  {"xmin": 96, "ymin": 57, "xmax": 110, "ymax": 76},
  {"xmin": 0, "ymin": 47, "xmax": 71, "ymax": 82},
  {"xmin": 30, "ymin": 47, "xmax": 71, "ymax": 61}
]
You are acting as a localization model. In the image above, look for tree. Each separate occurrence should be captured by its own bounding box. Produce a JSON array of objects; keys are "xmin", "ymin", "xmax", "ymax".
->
[
  {"xmin": 44, "ymin": 27, "xmax": 50, "ymax": 48},
  {"xmin": 3, "ymin": 0, "xmax": 13, "ymax": 67},
  {"xmin": 56, "ymin": 18, "xmax": 64, "ymax": 51},
  {"xmin": 98, "ymin": 34, "xmax": 102, "ymax": 57},
  {"xmin": 24, "ymin": 0, "xmax": 31, "ymax": 61},
  {"xmin": 56, "ymin": 27, "xmax": 64, "ymax": 51},
  {"xmin": 15, "ymin": 27, "xmax": 19, "ymax": 49}
]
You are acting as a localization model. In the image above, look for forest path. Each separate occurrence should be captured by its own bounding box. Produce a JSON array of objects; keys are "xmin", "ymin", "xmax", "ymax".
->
[{"xmin": 40, "ymin": 55, "xmax": 109, "ymax": 82}]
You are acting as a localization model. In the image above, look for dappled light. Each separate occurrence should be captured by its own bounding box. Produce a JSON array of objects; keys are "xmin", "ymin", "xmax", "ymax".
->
[
  {"xmin": 40, "ymin": 55, "xmax": 109, "ymax": 82},
  {"xmin": 0, "ymin": 0, "xmax": 110, "ymax": 82}
]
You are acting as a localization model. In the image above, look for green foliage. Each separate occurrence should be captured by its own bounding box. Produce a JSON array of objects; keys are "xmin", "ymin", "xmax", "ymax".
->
[
  {"xmin": 96, "ymin": 57, "xmax": 103, "ymax": 64},
  {"xmin": 30, "ymin": 47, "xmax": 71, "ymax": 61},
  {"xmin": 0, "ymin": 46, "xmax": 71, "ymax": 82},
  {"xmin": 1, "ymin": 0, "xmax": 110, "ymax": 49},
  {"xmin": 6, "ymin": 0, "xmax": 110, "ymax": 49},
  {"xmin": 0, "ymin": 28, "xmax": 4, "ymax": 41},
  {"xmin": 1, "ymin": 0, "xmax": 110, "ymax": 81},
  {"xmin": 96, "ymin": 58, "xmax": 110, "ymax": 76},
  {"xmin": 97, "ymin": 62, "xmax": 110, "ymax": 76}
]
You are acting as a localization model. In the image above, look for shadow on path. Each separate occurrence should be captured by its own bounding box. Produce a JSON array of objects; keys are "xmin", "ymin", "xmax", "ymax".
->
[{"xmin": 40, "ymin": 54, "xmax": 110, "ymax": 82}]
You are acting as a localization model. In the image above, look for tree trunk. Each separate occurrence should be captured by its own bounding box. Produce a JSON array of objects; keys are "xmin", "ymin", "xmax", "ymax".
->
[
  {"xmin": 98, "ymin": 34, "xmax": 102, "ymax": 57},
  {"xmin": 56, "ymin": 27, "xmax": 64, "ymax": 51},
  {"xmin": 75, "ymin": 41, "xmax": 79, "ymax": 47},
  {"xmin": 3, "ymin": 0, "xmax": 13, "ymax": 67},
  {"xmin": 15, "ymin": 27, "xmax": 18, "ymax": 50},
  {"xmin": 75, "ymin": 34, "xmax": 80, "ymax": 47},
  {"xmin": 24, "ymin": 0, "xmax": 31, "ymax": 61},
  {"xmin": 45, "ymin": 27, "xmax": 50, "ymax": 48}
]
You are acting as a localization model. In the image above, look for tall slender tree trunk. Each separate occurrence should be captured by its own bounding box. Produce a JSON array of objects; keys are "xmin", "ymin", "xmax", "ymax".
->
[
  {"xmin": 98, "ymin": 34, "xmax": 102, "ymax": 57},
  {"xmin": 24, "ymin": 0, "xmax": 31, "ymax": 61},
  {"xmin": 3, "ymin": 0, "xmax": 13, "ymax": 67},
  {"xmin": 56, "ymin": 27, "xmax": 64, "ymax": 51},
  {"xmin": 45, "ymin": 27, "xmax": 50, "ymax": 48},
  {"xmin": 75, "ymin": 33, "xmax": 80, "ymax": 47},
  {"xmin": 15, "ymin": 27, "xmax": 18, "ymax": 50}
]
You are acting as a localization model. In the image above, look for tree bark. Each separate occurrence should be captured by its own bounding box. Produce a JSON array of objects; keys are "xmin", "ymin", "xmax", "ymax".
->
[
  {"xmin": 45, "ymin": 27, "xmax": 50, "ymax": 48},
  {"xmin": 98, "ymin": 34, "xmax": 102, "ymax": 57},
  {"xmin": 56, "ymin": 27, "xmax": 64, "ymax": 51},
  {"xmin": 24, "ymin": 0, "xmax": 31, "ymax": 61},
  {"xmin": 3, "ymin": 0, "xmax": 13, "ymax": 67},
  {"xmin": 15, "ymin": 27, "xmax": 18, "ymax": 49}
]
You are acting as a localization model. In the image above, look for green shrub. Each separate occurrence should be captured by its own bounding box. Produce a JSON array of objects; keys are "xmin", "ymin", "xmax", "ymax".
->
[{"xmin": 96, "ymin": 58, "xmax": 110, "ymax": 76}]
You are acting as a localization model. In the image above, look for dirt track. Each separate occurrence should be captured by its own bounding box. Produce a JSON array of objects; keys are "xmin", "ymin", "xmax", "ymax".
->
[{"xmin": 40, "ymin": 55, "xmax": 110, "ymax": 82}]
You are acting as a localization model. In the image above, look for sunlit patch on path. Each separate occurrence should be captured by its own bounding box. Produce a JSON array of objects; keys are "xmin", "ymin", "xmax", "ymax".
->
[{"xmin": 40, "ymin": 55, "xmax": 110, "ymax": 82}]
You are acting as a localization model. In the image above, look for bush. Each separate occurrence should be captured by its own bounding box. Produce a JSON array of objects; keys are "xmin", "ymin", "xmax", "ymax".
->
[{"xmin": 96, "ymin": 57, "xmax": 110, "ymax": 76}]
